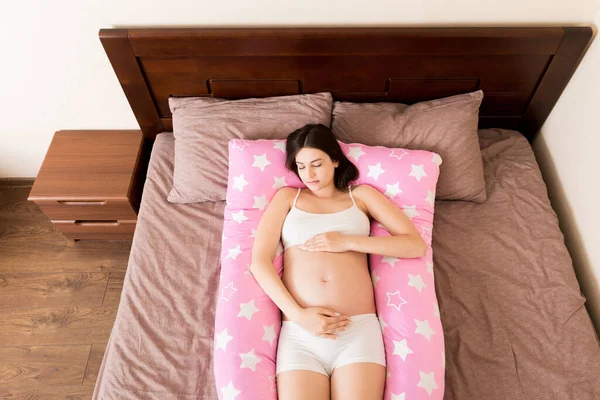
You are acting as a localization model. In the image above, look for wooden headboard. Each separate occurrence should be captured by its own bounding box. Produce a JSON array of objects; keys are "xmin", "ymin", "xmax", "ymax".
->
[{"xmin": 99, "ymin": 27, "xmax": 592, "ymax": 142}]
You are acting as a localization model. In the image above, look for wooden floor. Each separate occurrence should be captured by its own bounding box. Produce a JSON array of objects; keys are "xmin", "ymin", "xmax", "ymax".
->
[{"xmin": 0, "ymin": 179, "xmax": 132, "ymax": 399}]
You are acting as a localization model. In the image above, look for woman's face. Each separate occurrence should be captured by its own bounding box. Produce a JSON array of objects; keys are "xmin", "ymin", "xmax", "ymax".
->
[{"xmin": 295, "ymin": 147, "xmax": 338, "ymax": 190}]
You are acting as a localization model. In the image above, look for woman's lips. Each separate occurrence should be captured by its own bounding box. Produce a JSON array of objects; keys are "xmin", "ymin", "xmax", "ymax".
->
[{"xmin": 307, "ymin": 180, "xmax": 319, "ymax": 184}]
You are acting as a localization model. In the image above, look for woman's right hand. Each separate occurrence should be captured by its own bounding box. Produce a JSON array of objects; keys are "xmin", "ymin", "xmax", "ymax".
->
[{"xmin": 293, "ymin": 307, "xmax": 352, "ymax": 340}]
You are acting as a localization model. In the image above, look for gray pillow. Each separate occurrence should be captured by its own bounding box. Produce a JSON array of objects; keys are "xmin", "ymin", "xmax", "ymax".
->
[
  {"xmin": 168, "ymin": 92, "xmax": 333, "ymax": 203},
  {"xmin": 331, "ymin": 90, "xmax": 487, "ymax": 203}
]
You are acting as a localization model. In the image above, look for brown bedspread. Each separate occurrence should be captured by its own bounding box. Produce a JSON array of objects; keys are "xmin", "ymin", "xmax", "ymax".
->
[{"xmin": 93, "ymin": 129, "xmax": 600, "ymax": 400}]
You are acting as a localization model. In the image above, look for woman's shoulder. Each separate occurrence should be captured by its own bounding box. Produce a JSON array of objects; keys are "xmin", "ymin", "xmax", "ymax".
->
[
  {"xmin": 274, "ymin": 186, "xmax": 299, "ymax": 208},
  {"xmin": 350, "ymin": 183, "xmax": 374, "ymax": 194}
]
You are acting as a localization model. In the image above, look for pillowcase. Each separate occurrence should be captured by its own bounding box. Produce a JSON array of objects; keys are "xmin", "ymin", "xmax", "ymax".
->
[
  {"xmin": 167, "ymin": 92, "xmax": 333, "ymax": 204},
  {"xmin": 331, "ymin": 90, "xmax": 486, "ymax": 203},
  {"xmin": 214, "ymin": 138, "xmax": 445, "ymax": 400}
]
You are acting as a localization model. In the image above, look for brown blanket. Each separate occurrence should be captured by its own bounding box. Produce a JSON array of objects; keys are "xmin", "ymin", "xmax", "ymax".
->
[{"xmin": 93, "ymin": 129, "xmax": 600, "ymax": 399}]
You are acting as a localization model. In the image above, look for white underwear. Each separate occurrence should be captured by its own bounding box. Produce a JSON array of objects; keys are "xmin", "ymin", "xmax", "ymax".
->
[{"xmin": 276, "ymin": 313, "xmax": 387, "ymax": 377}]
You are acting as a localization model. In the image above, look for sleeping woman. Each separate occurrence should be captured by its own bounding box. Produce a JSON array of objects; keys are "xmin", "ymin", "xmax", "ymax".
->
[{"xmin": 250, "ymin": 123, "xmax": 426, "ymax": 400}]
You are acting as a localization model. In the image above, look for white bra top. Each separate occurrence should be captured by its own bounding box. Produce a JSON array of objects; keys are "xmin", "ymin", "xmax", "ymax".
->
[{"xmin": 281, "ymin": 185, "xmax": 371, "ymax": 250}]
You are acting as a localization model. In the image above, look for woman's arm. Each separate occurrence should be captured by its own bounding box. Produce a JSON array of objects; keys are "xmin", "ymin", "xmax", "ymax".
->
[
  {"xmin": 301, "ymin": 184, "xmax": 427, "ymax": 258},
  {"xmin": 249, "ymin": 187, "xmax": 303, "ymax": 320}
]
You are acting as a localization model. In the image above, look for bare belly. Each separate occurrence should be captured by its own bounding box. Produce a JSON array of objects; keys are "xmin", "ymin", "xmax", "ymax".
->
[{"xmin": 281, "ymin": 246, "xmax": 376, "ymax": 321}]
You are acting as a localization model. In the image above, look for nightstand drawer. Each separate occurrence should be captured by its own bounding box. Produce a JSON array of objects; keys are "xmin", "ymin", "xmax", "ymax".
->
[
  {"xmin": 52, "ymin": 220, "xmax": 137, "ymax": 240},
  {"xmin": 35, "ymin": 200, "xmax": 137, "ymax": 221}
]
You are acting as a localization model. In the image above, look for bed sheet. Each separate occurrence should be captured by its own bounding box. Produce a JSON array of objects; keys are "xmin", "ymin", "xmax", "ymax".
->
[{"xmin": 93, "ymin": 129, "xmax": 600, "ymax": 400}]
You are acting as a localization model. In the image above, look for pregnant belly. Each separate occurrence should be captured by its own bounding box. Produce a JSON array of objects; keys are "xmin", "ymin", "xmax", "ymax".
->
[{"xmin": 281, "ymin": 247, "xmax": 376, "ymax": 321}]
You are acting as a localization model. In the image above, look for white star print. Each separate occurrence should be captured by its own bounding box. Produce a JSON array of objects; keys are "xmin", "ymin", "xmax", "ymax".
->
[
  {"xmin": 402, "ymin": 204, "xmax": 420, "ymax": 220},
  {"xmin": 273, "ymin": 142, "xmax": 286, "ymax": 153},
  {"xmin": 434, "ymin": 301, "xmax": 440, "ymax": 318},
  {"xmin": 382, "ymin": 256, "xmax": 400, "ymax": 267},
  {"xmin": 384, "ymin": 182, "xmax": 403, "ymax": 199},
  {"xmin": 390, "ymin": 149, "xmax": 409, "ymax": 161},
  {"xmin": 232, "ymin": 210, "xmax": 249, "ymax": 224},
  {"xmin": 371, "ymin": 269, "xmax": 380, "ymax": 287},
  {"xmin": 367, "ymin": 162, "xmax": 385, "ymax": 180},
  {"xmin": 415, "ymin": 319, "xmax": 436, "ymax": 341},
  {"xmin": 392, "ymin": 338, "xmax": 414, "ymax": 361},
  {"xmin": 407, "ymin": 273, "xmax": 426, "ymax": 293},
  {"xmin": 238, "ymin": 299, "xmax": 260, "ymax": 320},
  {"xmin": 419, "ymin": 225, "xmax": 432, "ymax": 244},
  {"xmin": 409, "ymin": 164, "xmax": 428, "ymax": 182},
  {"xmin": 215, "ymin": 328, "xmax": 234, "ymax": 350},
  {"xmin": 425, "ymin": 189, "xmax": 435, "ymax": 207},
  {"xmin": 432, "ymin": 153, "xmax": 442, "ymax": 166},
  {"xmin": 232, "ymin": 141, "xmax": 248, "ymax": 151},
  {"xmin": 347, "ymin": 146, "xmax": 366, "ymax": 161},
  {"xmin": 387, "ymin": 291, "xmax": 408, "ymax": 311},
  {"xmin": 391, "ymin": 393, "xmax": 406, "ymax": 400},
  {"xmin": 387, "ymin": 370, "xmax": 392, "ymax": 379},
  {"xmin": 252, "ymin": 153, "xmax": 271, "ymax": 172},
  {"xmin": 221, "ymin": 380, "xmax": 241, "ymax": 400},
  {"xmin": 250, "ymin": 229, "xmax": 257, "ymax": 238},
  {"xmin": 417, "ymin": 371, "xmax": 439, "ymax": 396},
  {"xmin": 272, "ymin": 176, "xmax": 287, "ymax": 189},
  {"xmin": 226, "ymin": 245, "xmax": 242, "ymax": 260},
  {"xmin": 262, "ymin": 324, "xmax": 276, "ymax": 346},
  {"xmin": 441, "ymin": 351, "xmax": 446, "ymax": 368},
  {"xmin": 220, "ymin": 281, "xmax": 237, "ymax": 302},
  {"xmin": 427, "ymin": 261, "xmax": 434, "ymax": 274},
  {"xmin": 239, "ymin": 348, "xmax": 262, "ymax": 372},
  {"xmin": 253, "ymin": 194, "xmax": 269, "ymax": 210},
  {"xmin": 244, "ymin": 264, "xmax": 252, "ymax": 276},
  {"xmin": 233, "ymin": 174, "xmax": 249, "ymax": 192}
]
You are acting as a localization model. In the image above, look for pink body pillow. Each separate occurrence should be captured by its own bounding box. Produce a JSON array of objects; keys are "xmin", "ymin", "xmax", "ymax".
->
[{"xmin": 214, "ymin": 138, "xmax": 445, "ymax": 399}]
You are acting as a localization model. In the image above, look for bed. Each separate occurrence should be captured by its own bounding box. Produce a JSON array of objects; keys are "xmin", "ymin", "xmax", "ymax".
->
[{"xmin": 93, "ymin": 27, "xmax": 600, "ymax": 399}]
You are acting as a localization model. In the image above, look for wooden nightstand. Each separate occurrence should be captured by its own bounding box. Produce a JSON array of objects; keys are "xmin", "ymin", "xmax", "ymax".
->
[{"xmin": 28, "ymin": 130, "xmax": 145, "ymax": 240}]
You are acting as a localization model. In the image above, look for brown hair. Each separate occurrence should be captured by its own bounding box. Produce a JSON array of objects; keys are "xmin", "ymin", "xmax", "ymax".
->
[{"xmin": 285, "ymin": 124, "xmax": 359, "ymax": 190}]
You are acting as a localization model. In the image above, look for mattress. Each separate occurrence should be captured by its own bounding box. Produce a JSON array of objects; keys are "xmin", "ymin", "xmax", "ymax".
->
[{"xmin": 93, "ymin": 129, "xmax": 600, "ymax": 400}]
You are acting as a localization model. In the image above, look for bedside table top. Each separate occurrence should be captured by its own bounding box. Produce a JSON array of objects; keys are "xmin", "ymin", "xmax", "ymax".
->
[{"xmin": 29, "ymin": 130, "xmax": 144, "ymax": 200}]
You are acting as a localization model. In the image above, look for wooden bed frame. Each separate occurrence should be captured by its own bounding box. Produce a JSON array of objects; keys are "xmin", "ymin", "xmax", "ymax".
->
[{"xmin": 99, "ymin": 27, "xmax": 592, "ymax": 143}]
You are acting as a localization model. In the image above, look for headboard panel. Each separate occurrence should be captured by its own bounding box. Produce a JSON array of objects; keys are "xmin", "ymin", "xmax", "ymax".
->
[{"xmin": 99, "ymin": 27, "xmax": 592, "ymax": 142}]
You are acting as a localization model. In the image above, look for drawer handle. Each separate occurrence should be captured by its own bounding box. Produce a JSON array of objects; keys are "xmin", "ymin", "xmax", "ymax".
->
[
  {"xmin": 74, "ymin": 220, "xmax": 119, "ymax": 226},
  {"xmin": 57, "ymin": 200, "xmax": 107, "ymax": 206}
]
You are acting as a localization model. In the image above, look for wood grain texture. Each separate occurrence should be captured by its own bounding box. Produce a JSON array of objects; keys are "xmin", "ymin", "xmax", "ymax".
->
[
  {"xmin": 0, "ymin": 180, "xmax": 127, "ymax": 396},
  {"xmin": 99, "ymin": 27, "xmax": 592, "ymax": 141},
  {"xmin": 0, "ymin": 385, "xmax": 94, "ymax": 400},
  {"xmin": 28, "ymin": 130, "xmax": 143, "ymax": 201},
  {"xmin": 99, "ymin": 29, "xmax": 164, "ymax": 137},
  {"xmin": 0, "ymin": 272, "xmax": 109, "ymax": 309},
  {"xmin": 83, "ymin": 342, "xmax": 108, "ymax": 387},
  {"xmin": 0, "ymin": 307, "xmax": 118, "ymax": 346},
  {"xmin": 0, "ymin": 345, "xmax": 91, "ymax": 387},
  {"xmin": 520, "ymin": 26, "xmax": 593, "ymax": 135},
  {"xmin": 102, "ymin": 271, "xmax": 125, "ymax": 307}
]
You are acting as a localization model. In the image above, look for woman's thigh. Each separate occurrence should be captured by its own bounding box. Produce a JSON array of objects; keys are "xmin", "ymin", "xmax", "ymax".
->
[
  {"xmin": 330, "ymin": 362, "xmax": 386, "ymax": 400},
  {"xmin": 277, "ymin": 370, "xmax": 330, "ymax": 400}
]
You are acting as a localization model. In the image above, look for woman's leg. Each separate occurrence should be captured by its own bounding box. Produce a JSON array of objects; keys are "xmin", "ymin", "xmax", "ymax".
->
[
  {"xmin": 330, "ymin": 362, "xmax": 386, "ymax": 400},
  {"xmin": 277, "ymin": 370, "xmax": 330, "ymax": 400}
]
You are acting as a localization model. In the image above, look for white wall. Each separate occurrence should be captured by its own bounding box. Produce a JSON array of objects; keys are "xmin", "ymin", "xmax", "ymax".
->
[
  {"xmin": 532, "ymin": 8, "xmax": 600, "ymax": 333},
  {"xmin": 1, "ymin": 1, "xmax": 599, "ymax": 329}
]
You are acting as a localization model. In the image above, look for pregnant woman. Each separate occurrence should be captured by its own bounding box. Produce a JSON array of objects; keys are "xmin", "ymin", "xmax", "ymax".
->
[{"xmin": 250, "ymin": 124, "xmax": 426, "ymax": 400}]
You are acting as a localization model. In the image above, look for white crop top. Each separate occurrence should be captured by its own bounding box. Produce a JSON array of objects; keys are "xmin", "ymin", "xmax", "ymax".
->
[{"xmin": 281, "ymin": 185, "xmax": 371, "ymax": 250}]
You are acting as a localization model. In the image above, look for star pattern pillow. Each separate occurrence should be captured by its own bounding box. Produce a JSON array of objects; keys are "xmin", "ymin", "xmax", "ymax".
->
[{"xmin": 214, "ymin": 138, "xmax": 445, "ymax": 400}]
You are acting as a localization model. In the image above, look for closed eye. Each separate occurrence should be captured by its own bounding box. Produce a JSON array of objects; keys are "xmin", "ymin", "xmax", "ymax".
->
[{"xmin": 298, "ymin": 164, "xmax": 321, "ymax": 170}]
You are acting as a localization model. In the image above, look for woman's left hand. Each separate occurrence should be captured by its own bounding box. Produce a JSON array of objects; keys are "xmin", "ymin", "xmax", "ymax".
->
[{"xmin": 300, "ymin": 232, "xmax": 350, "ymax": 253}]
